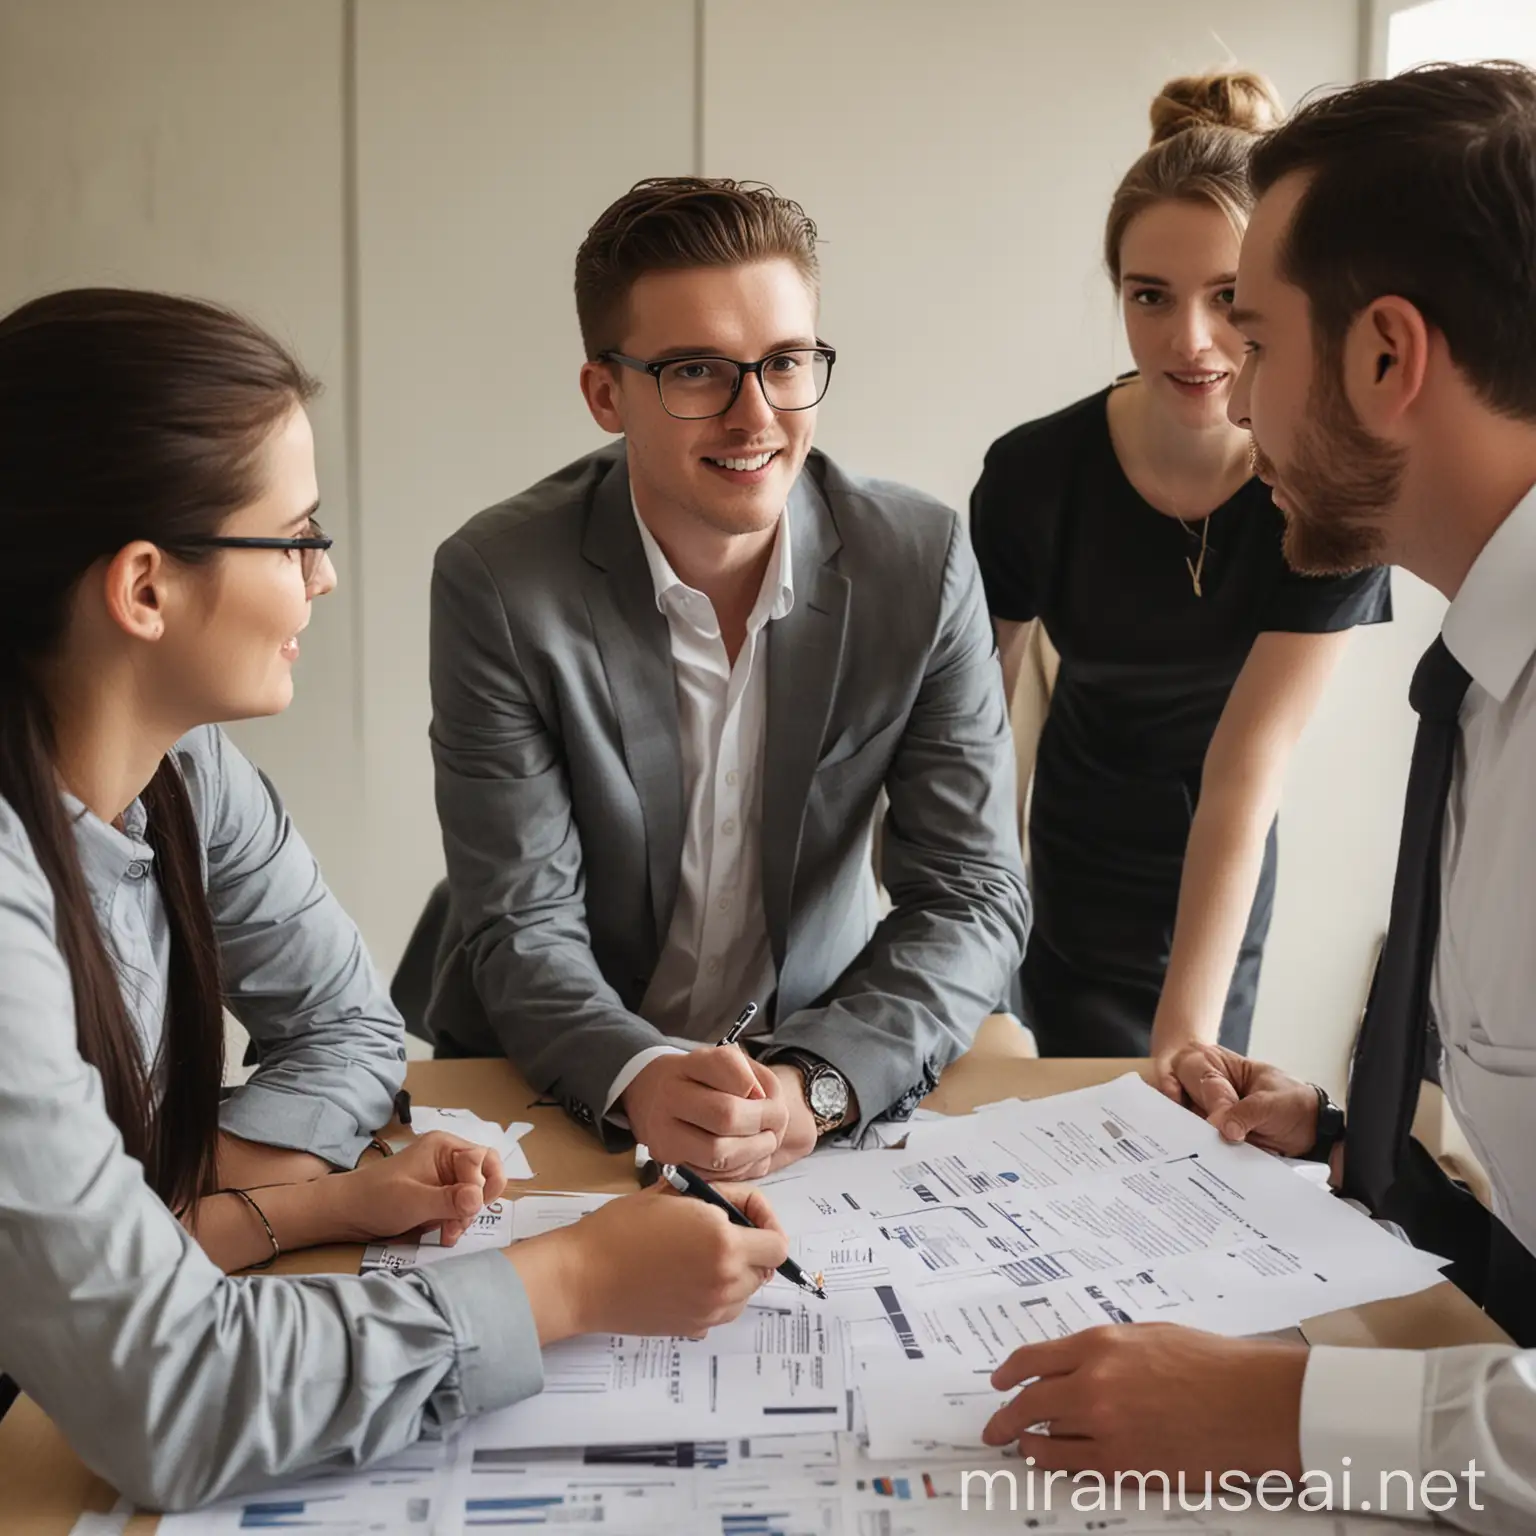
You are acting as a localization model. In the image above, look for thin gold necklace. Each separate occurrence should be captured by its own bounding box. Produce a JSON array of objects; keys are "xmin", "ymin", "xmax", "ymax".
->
[
  {"xmin": 1178, "ymin": 515, "xmax": 1211, "ymax": 598},
  {"xmin": 1108, "ymin": 376, "xmax": 1231, "ymax": 599}
]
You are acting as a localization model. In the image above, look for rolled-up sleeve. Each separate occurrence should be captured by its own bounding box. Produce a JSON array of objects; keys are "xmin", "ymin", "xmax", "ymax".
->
[
  {"xmin": 180, "ymin": 728, "xmax": 405, "ymax": 1166},
  {"xmin": 0, "ymin": 820, "xmax": 541, "ymax": 1512}
]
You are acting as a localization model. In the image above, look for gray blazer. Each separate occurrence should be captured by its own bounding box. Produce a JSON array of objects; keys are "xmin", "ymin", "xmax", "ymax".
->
[{"xmin": 426, "ymin": 441, "xmax": 1029, "ymax": 1144}]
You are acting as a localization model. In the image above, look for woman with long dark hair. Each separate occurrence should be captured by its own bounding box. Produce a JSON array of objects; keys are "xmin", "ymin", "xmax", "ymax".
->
[{"xmin": 0, "ymin": 289, "xmax": 786, "ymax": 1509}]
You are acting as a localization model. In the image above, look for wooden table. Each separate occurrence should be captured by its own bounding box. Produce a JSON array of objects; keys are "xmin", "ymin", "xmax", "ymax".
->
[{"xmin": 1, "ymin": 1017, "xmax": 1508, "ymax": 1533}]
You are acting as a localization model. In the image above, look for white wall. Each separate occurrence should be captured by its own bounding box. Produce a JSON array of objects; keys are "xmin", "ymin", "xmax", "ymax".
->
[
  {"xmin": 4, "ymin": 0, "xmax": 1445, "ymax": 1095},
  {"xmin": 350, "ymin": 0, "xmax": 697, "ymax": 960},
  {"xmin": 0, "ymin": 0, "xmax": 366, "ymax": 914}
]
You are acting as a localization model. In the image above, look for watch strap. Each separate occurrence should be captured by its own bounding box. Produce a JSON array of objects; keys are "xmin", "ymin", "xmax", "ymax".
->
[{"xmin": 1304, "ymin": 1083, "xmax": 1346, "ymax": 1163}]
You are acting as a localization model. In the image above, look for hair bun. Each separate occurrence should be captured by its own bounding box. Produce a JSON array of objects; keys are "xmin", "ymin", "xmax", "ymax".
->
[{"xmin": 1149, "ymin": 71, "xmax": 1283, "ymax": 145}]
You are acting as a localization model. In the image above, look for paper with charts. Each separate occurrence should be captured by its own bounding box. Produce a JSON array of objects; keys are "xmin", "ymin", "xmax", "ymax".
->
[
  {"xmin": 361, "ymin": 1192, "xmax": 615, "ymax": 1275},
  {"xmin": 758, "ymin": 1073, "xmax": 1445, "ymax": 1335},
  {"xmin": 155, "ymin": 1429, "xmax": 1434, "ymax": 1534},
  {"xmin": 161, "ymin": 1075, "xmax": 1448, "ymax": 1530}
]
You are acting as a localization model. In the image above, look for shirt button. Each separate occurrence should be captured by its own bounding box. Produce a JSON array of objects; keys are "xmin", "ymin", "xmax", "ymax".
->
[
  {"xmin": 126, "ymin": 862, "xmax": 147, "ymax": 879},
  {"xmin": 725, "ymin": 770, "xmax": 740, "ymax": 787},
  {"xmin": 718, "ymin": 896, "xmax": 732, "ymax": 913},
  {"xmin": 721, "ymin": 818, "xmax": 737, "ymax": 836},
  {"xmin": 705, "ymin": 957, "xmax": 722, "ymax": 976}
]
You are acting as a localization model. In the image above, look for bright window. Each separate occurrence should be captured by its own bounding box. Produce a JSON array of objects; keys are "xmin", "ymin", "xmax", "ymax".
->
[{"xmin": 1387, "ymin": 0, "xmax": 1536, "ymax": 73}]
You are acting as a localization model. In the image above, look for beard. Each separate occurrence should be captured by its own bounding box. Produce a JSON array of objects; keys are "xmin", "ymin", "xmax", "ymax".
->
[{"xmin": 1252, "ymin": 362, "xmax": 1404, "ymax": 576}]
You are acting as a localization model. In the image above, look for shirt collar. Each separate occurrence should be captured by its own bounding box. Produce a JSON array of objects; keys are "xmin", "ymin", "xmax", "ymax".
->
[
  {"xmin": 630, "ymin": 493, "xmax": 796, "ymax": 630},
  {"xmin": 1442, "ymin": 479, "xmax": 1536, "ymax": 703},
  {"xmin": 60, "ymin": 790, "xmax": 154, "ymax": 895}
]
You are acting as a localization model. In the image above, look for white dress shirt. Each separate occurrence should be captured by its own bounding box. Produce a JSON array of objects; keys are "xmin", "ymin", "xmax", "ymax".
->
[
  {"xmin": 602, "ymin": 502, "xmax": 795, "ymax": 1115},
  {"xmin": 1300, "ymin": 481, "xmax": 1536, "ymax": 1531}
]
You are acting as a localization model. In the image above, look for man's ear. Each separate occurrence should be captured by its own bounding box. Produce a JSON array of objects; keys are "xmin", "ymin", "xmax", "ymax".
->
[
  {"xmin": 1344, "ymin": 295, "xmax": 1430, "ymax": 432},
  {"xmin": 579, "ymin": 359, "xmax": 625, "ymax": 436},
  {"xmin": 101, "ymin": 542, "xmax": 169, "ymax": 643}
]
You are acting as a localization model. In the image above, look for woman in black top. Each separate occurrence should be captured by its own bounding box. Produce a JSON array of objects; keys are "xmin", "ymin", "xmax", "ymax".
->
[{"xmin": 971, "ymin": 72, "xmax": 1391, "ymax": 1081}]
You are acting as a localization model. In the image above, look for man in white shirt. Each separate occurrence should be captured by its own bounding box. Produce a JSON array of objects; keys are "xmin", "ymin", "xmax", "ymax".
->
[
  {"xmin": 979, "ymin": 63, "xmax": 1536, "ymax": 1531},
  {"xmin": 426, "ymin": 177, "xmax": 1029, "ymax": 1178}
]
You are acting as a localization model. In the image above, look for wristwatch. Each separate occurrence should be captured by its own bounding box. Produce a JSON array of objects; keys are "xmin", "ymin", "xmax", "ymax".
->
[
  {"xmin": 774, "ymin": 1049, "xmax": 851, "ymax": 1136},
  {"xmin": 1304, "ymin": 1084, "xmax": 1346, "ymax": 1163}
]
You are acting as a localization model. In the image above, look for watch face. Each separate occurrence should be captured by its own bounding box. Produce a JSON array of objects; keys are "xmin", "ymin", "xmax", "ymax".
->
[{"xmin": 808, "ymin": 1069, "xmax": 849, "ymax": 1122}]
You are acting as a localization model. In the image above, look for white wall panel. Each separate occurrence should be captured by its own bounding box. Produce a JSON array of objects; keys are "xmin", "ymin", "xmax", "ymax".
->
[{"xmin": 0, "ymin": 0, "xmax": 362, "ymax": 910}]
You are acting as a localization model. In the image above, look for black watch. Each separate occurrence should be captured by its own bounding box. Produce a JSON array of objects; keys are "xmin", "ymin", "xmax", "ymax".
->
[
  {"xmin": 1304, "ymin": 1084, "xmax": 1346, "ymax": 1163},
  {"xmin": 774, "ymin": 1049, "xmax": 851, "ymax": 1136}
]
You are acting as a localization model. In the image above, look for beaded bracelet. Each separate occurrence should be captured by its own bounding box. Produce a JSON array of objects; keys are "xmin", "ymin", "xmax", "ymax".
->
[{"xmin": 220, "ymin": 1186, "xmax": 280, "ymax": 1270}]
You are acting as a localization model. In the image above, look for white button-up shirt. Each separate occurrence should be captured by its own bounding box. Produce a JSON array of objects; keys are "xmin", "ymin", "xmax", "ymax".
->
[
  {"xmin": 603, "ymin": 502, "xmax": 795, "ymax": 1114},
  {"xmin": 1300, "ymin": 481, "xmax": 1536, "ymax": 1530}
]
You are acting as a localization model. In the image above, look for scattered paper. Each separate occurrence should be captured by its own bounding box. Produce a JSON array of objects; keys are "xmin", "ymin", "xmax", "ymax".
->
[
  {"xmin": 155, "ymin": 1425, "xmax": 1431, "ymax": 1533},
  {"xmin": 362, "ymin": 1191, "xmax": 617, "ymax": 1274},
  {"xmin": 467, "ymin": 1302, "xmax": 853, "ymax": 1449},
  {"xmin": 758, "ymin": 1075, "xmax": 1444, "ymax": 1332},
  {"xmin": 508, "ymin": 1190, "xmax": 617, "ymax": 1240},
  {"xmin": 155, "ymin": 1437, "xmax": 452, "ymax": 1532},
  {"xmin": 860, "ymin": 1108, "xmax": 945, "ymax": 1150},
  {"xmin": 160, "ymin": 1080, "xmax": 1447, "ymax": 1535},
  {"xmin": 409, "ymin": 1105, "xmax": 535, "ymax": 1180},
  {"xmin": 65, "ymin": 1499, "xmax": 131, "ymax": 1536}
]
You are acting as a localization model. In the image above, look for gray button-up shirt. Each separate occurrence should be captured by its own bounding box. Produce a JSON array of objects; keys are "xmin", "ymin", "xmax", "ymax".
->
[{"xmin": 0, "ymin": 726, "xmax": 543, "ymax": 1511}]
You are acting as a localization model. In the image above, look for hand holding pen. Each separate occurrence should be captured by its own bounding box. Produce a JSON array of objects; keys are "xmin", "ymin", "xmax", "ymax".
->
[
  {"xmin": 662, "ymin": 1162, "xmax": 827, "ymax": 1299},
  {"xmin": 638, "ymin": 1005, "xmax": 761, "ymax": 1186},
  {"xmin": 534, "ymin": 1177, "xmax": 791, "ymax": 1340},
  {"xmin": 622, "ymin": 1001, "xmax": 790, "ymax": 1180}
]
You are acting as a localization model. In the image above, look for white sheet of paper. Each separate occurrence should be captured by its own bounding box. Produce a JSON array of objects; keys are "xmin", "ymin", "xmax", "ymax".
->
[
  {"xmin": 64, "ymin": 1499, "xmax": 131, "ymax": 1536},
  {"xmin": 508, "ymin": 1190, "xmax": 617, "ymax": 1240},
  {"xmin": 759, "ymin": 1076, "xmax": 1444, "ymax": 1338},
  {"xmin": 361, "ymin": 1191, "xmax": 618, "ymax": 1273},
  {"xmin": 360, "ymin": 1198, "xmax": 515, "ymax": 1273},
  {"xmin": 155, "ymin": 1438, "xmax": 451, "ymax": 1532},
  {"xmin": 409, "ymin": 1105, "xmax": 535, "ymax": 1180},
  {"xmin": 155, "ymin": 1406, "xmax": 1431, "ymax": 1535},
  {"xmin": 466, "ymin": 1304, "xmax": 852, "ymax": 1449}
]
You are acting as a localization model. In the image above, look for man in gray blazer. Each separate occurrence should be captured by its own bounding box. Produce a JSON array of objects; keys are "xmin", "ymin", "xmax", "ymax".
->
[{"xmin": 427, "ymin": 176, "xmax": 1028, "ymax": 1178}]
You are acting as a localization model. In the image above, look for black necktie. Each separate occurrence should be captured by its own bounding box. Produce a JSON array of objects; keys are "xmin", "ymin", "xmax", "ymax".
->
[{"xmin": 1342, "ymin": 636, "xmax": 1472, "ymax": 1212}]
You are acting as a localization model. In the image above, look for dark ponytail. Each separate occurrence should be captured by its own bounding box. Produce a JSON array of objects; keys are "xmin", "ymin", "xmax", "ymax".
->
[{"xmin": 0, "ymin": 289, "xmax": 320, "ymax": 1212}]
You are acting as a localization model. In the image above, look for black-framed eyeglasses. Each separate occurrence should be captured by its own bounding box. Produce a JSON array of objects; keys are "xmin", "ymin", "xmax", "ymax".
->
[
  {"xmin": 178, "ymin": 518, "xmax": 334, "ymax": 587},
  {"xmin": 599, "ymin": 344, "xmax": 836, "ymax": 420}
]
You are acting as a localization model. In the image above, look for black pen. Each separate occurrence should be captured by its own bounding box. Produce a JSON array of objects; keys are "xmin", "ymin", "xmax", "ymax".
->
[
  {"xmin": 662, "ymin": 1162, "xmax": 827, "ymax": 1300},
  {"xmin": 719, "ymin": 1001, "xmax": 758, "ymax": 1047}
]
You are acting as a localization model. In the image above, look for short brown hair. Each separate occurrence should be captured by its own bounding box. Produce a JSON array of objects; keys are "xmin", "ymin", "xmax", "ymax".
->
[
  {"xmin": 1250, "ymin": 61, "xmax": 1536, "ymax": 421},
  {"xmin": 573, "ymin": 177, "xmax": 820, "ymax": 358},
  {"xmin": 1104, "ymin": 71, "xmax": 1283, "ymax": 284}
]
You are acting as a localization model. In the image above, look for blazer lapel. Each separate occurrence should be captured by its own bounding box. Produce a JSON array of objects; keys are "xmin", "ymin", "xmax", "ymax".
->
[
  {"xmin": 580, "ymin": 450, "xmax": 684, "ymax": 952},
  {"xmin": 763, "ymin": 460, "xmax": 849, "ymax": 978}
]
